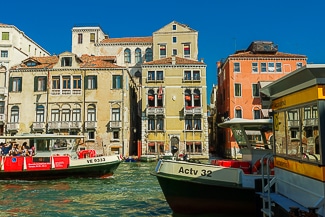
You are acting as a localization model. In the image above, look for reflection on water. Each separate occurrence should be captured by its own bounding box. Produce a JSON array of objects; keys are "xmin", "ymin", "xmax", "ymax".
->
[{"xmin": 0, "ymin": 162, "xmax": 246, "ymax": 217}]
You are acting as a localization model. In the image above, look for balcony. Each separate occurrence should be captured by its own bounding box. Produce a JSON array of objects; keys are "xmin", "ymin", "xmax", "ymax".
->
[
  {"xmin": 109, "ymin": 121, "xmax": 122, "ymax": 129},
  {"xmin": 303, "ymin": 118, "xmax": 318, "ymax": 126},
  {"xmin": 184, "ymin": 106, "xmax": 202, "ymax": 115},
  {"xmin": 146, "ymin": 107, "xmax": 165, "ymax": 115},
  {"xmin": 0, "ymin": 87, "xmax": 8, "ymax": 96},
  {"xmin": 32, "ymin": 122, "xmax": 46, "ymax": 131},
  {"xmin": 288, "ymin": 120, "xmax": 300, "ymax": 128},
  {"xmin": 85, "ymin": 121, "xmax": 97, "ymax": 129},
  {"xmin": 70, "ymin": 121, "xmax": 82, "ymax": 129},
  {"xmin": 48, "ymin": 121, "xmax": 82, "ymax": 130},
  {"xmin": 7, "ymin": 122, "xmax": 19, "ymax": 132}
]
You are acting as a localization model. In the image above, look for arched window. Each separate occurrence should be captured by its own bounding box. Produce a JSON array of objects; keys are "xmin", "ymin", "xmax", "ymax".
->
[
  {"xmin": 184, "ymin": 89, "xmax": 192, "ymax": 107},
  {"xmin": 145, "ymin": 48, "xmax": 153, "ymax": 62},
  {"xmin": 148, "ymin": 89, "xmax": 155, "ymax": 107},
  {"xmin": 124, "ymin": 48, "xmax": 131, "ymax": 63},
  {"xmin": 36, "ymin": 105, "xmax": 45, "ymax": 122},
  {"xmin": 157, "ymin": 87, "xmax": 163, "ymax": 107},
  {"xmin": 235, "ymin": 106, "xmax": 242, "ymax": 118},
  {"xmin": 253, "ymin": 107, "xmax": 261, "ymax": 119},
  {"xmin": 135, "ymin": 48, "xmax": 142, "ymax": 64},
  {"xmin": 193, "ymin": 89, "xmax": 201, "ymax": 107},
  {"xmin": 10, "ymin": 106, "xmax": 19, "ymax": 123},
  {"xmin": 87, "ymin": 104, "xmax": 96, "ymax": 121}
]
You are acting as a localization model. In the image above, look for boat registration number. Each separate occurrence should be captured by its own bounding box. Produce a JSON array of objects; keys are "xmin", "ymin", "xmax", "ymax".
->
[
  {"xmin": 87, "ymin": 158, "xmax": 106, "ymax": 164},
  {"xmin": 178, "ymin": 166, "xmax": 212, "ymax": 177}
]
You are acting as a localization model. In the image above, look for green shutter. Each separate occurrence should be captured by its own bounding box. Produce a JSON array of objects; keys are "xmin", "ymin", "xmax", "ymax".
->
[
  {"xmin": 19, "ymin": 77, "xmax": 22, "ymax": 91},
  {"xmin": 9, "ymin": 77, "xmax": 13, "ymax": 92},
  {"xmin": 94, "ymin": 76, "xmax": 97, "ymax": 89},
  {"xmin": 34, "ymin": 76, "xmax": 38, "ymax": 92},
  {"xmin": 84, "ymin": 76, "xmax": 88, "ymax": 89}
]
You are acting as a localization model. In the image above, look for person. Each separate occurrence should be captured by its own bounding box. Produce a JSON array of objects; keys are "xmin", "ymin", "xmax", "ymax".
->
[
  {"xmin": 21, "ymin": 142, "xmax": 30, "ymax": 156},
  {"xmin": 9, "ymin": 143, "xmax": 19, "ymax": 156},
  {"xmin": 0, "ymin": 143, "xmax": 4, "ymax": 156}
]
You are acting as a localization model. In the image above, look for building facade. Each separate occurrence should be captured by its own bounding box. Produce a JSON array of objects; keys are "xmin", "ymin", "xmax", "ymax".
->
[
  {"xmin": 7, "ymin": 52, "xmax": 137, "ymax": 156},
  {"xmin": 141, "ymin": 22, "xmax": 208, "ymax": 159},
  {"xmin": 0, "ymin": 23, "xmax": 50, "ymax": 137},
  {"xmin": 217, "ymin": 41, "xmax": 307, "ymax": 159}
]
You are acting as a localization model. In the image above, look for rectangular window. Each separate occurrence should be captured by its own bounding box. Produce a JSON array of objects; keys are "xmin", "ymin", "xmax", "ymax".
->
[
  {"xmin": 261, "ymin": 63, "xmax": 267, "ymax": 73},
  {"xmin": 235, "ymin": 109, "xmax": 242, "ymax": 118},
  {"xmin": 159, "ymin": 45, "xmax": 166, "ymax": 58},
  {"xmin": 184, "ymin": 44, "xmax": 190, "ymax": 58},
  {"xmin": 234, "ymin": 83, "xmax": 241, "ymax": 97},
  {"xmin": 173, "ymin": 49, "xmax": 177, "ymax": 56},
  {"xmin": 276, "ymin": 63, "xmax": 282, "ymax": 72},
  {"xmin": 11, "ymin": 77, "xmax": 22, "ymax": 92},
  {"xmin": 193, "ymin": 71, "xmax": 200, "ymax": 80},
  {"xmin": 78, "ymin": 33, "xmax": 83, "ymax": 44},
  {"xmin": 156, "ymin": 116, "xmax": 164, "ymax": 131},
  {"xmin": 2, "ymin": 32, "xmax": 9, "ymax": 40},
  {"xmin": 52, "ymin": 76, "xmax": 60, "ymax": 89},
  {"xmin": 112, "ymin": 108, "xmax": 120, "ymax": 121},
  {"xmin": 1, "ymin": 50, "xmax": 8, "ymax": 57},
  {"xmin": 148, "ymin": 71, "xmax": 155, "ymax": 81},
  {"xmin": 157, "ymin": 71, "xmax": 163, "ymax": 80},
  {"xmin": 62, "ymin": 109, "xmax": 70, "ymax": 121},
  {"xmin": 268, "ymin": 62, "xmax": 275, "ymax": 72},
  {"xmin": 86, "ymin": 76, "xmax": 97, "ymax": 89},
  {"xmin": 36, "ymin": 77, "xmax": 46, "ymax": 91},
  {"xmin": 172, "ymin": 37, "xmax": 177, "ymax": 43},
  {"xmin": 62, "ymin": 76, "xmax": 70, "ymax": 89},
  {"xmin": 234, "ymin": 62, "xmax": 240, "ymax": 73},
  {"xmin": 113, "ymin": 75, "xmax": 122, "ymax": 89},
  {"xmin": 0, "ymin": 102, "xmax": 4, "ymax": 114},
  {"xmin": 90, "ymin": 33, "xmax": 95, "ymax": 42},
  {"xmin": 51, "ymin": 109, "xmax": 60, "ymax": 121},
  {"xmin": 173, "ymin": 24, "xmax": 176, "ymax": 30},
  {"xmin": 113, "ymin": 131, "xmax": 119, "ymax": 139},
  {"xmin": 88, "ymin": 131, "xmax": 95, "ymax": 140},
  {"xmin": 252, "ymin": 84, "xmax": 259, "ymax": 97},
  {"xmin": 184, "ymin": 71, "xmax": 191, "ymax": 80},
  {"xmin": 61, "ymin": 57, "xmax": 72, "ymax": 67},
  {"xmin": 73, "ymin": 76, "xmax": 81, "ymax": 89},
  {"xmin": 252, "ymin": 62, "xmax": 258, "ymax": 73},
  {"xmin": 254, "ymin": 110, "xmax": 261, "ymax": 119},
  {"xmin": 194, "ymin": 119, "xmax": 201, "ymax": 130},
  {"xmin": 185, "ymin": 118, "xmax": 192, "ymax": 130}
]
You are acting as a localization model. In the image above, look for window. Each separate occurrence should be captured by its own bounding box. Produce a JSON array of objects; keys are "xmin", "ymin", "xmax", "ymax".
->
[
  {"xmin": 34, "ymin": 76, "xmax": 46, "ymax": 91},
  {"xmin": 113, "ymin": 131, "xmax": 119, "ymax": 139},
  {"xmin": 185, "ymin": 118, "xmax": 201, "ymax": 131},
  {"xmin": 276, "ymin": 63, "xmax": 282, "ymax": 72},
  {"xmin": 0, "ymin": 102, "xmax": 4, "ymax": 114},
  {"xmin": 234, "ymin": 83, "xmax": 241, "ymax": 97},
  {"xmin": 184, "ymin": 44, "xmax": 190, "ymax": 58},
  {"xmin": 2, "ymin": 32, "xmax": 9, "ymax": 40},
  {"xmin": 268, "ymin": 62, "xmax": 275, "ymax": 72},
  {"xmin": 145, "ymin": 48, "xmax": 153, "ymax": 62},
  {"xmin": 194, "ymin": 119, "xmax": 201, "ymax": 130},
  {"xmin": 172, "ymin": 37, "xmax": 177, "ymax": 43},
  {"xmin": 62, "ymin": 76, "xmax": 70, "ymax": 89},
  {"xmin": 148, "ymin": 116, "xmax": 164, "ymax": 131},
  {"xmin": 173, "ymin": 49, "xmax": 177, "ymax": 56},
  {"xmin": 234, "ymin": 62, "xmax": 240, "ymax": 73},
  {"xmin": 193, "ymin": 71, "xmax": 200, "ymax": 80},
  {"xmin": 156, "ymin": 116, "xmax": 164, "ymax": 131},
  {"xmin": 184, "ymin": 71, "xmax": 191, "ymax": 80},
  {"xmin": 296, "ymin": 62, "xmax": 303, "ymax": 69},
  {"xmin": 183, "ymin": 70, "xmax": 200, "ymax": 81},
  {"xmin": 90, "ymin": 33, "xmax": 95, "ymax": 42},
  {"xmin": 159, "ymin": 45, "xmax": 166, "ymax": 58},
  {"xmin": 148, "ymin": 71, "xmax": 163, "ymax": 81},
  {"xmin": 1, "ymin": 50, "xmax": 8, "ymax": 58},
  {"xmin": 173, "ymin": 24, "xmax": 176, "ymax": 30},
  {"xmin": 72, "ymin": 108, "xmax": 81, "ymax": 121},
  {"xmin": 252, "ymin": 62, "xmax": 258, "ymax": 73},
  {"xmin": 61, "ymin": 57, "xmax": 72, "ymax": 67},
  {"xmin": 51, "ymin": 109, "xmax": 60, "ymax": 121},
  {"xmin": 52, "ymin": 76, "xmax": 60, "ymax": 89},
  {"xmin": 10, "ymin": 106, "xmax": 19, "ymax": 123},
  {"xmin": 62, "ymin": 109, "xmax": 70, "ymax": 121},
  {"xmin": 112, "ymin": 75, "xmax": 122, "ymax": 89},
  {"xmin": 135, "ymin": 48, "xmax": 142, "ymax": 64},
  {"xmin": 88, "ymin": 131, "xmax": 95, "ymax": 140},
  {"xmin": 85, "ymin": 76, "xmax": 97, "ymax": 89},
  {"xmin": 73, "ymin": 76, "xmax": 81, "ymax": 89},
  {"xmin": 252, "ymin": 84, "xmax": 259, "ymax": 97},
  {"xmin": 261, "ymin": 63, "xmax": 267, "ymax": 73},
  {"xmin": 36, "ymin": 105, "xmax": 45, "ymax": 122},
  {"xmin": 78, "ymin": 33, "xmax": 83, "ymax": 44},
  {"xmin": 157, "ymin": 71, "xmax": 163, "ymax": 80},
  {"xmin": 235, "ymin": 108, "xmax": 242, "ymax": 118},
  {"xmin": 124, "ymin": 48, "xmax": 131, "ymax": 63},
  {"xmin": 148, "ymin": 116, "xmax": 155, "ymax": 131},
  {"xmin": 112, "ymin": 108, "xmax": 120, "ymax": 121},
  {"xmin": 87, "ymin": 105, "xmax": 96, "ymax": 121},
  {"xmin": 9, "ymin": 77, "xmax": 22, "ymax": 92},
  {"xmin": 148, "ymin": 71, "xmax": 155, "ymax": 81},
  {"xmin": 27, "ymin": 61, "xmax": 37, "ymax": 67},
  {"xmin": 253, "ymin": 109, "xmax": 261, "ymax": 119}
]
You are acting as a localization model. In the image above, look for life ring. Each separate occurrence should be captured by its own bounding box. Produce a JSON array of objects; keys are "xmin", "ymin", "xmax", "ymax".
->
[{"xmin": 252, "ymin": 158, "xmax": 274, "ymax": 175}]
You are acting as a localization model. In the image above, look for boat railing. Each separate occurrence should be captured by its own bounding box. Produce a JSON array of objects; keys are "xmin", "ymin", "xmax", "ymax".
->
[{"xmin": 260, "ymin": 153, "xmax": 275, "ymax": 217}]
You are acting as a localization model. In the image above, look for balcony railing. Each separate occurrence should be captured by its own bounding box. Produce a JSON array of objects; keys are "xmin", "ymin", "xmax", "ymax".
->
[
  {"xmin": 85, "ymin": 121, "xmax": 97, "ymax": 129},
  {"xmin": 32, "ymin": 122, "xmax": 46, "ymax": 131},
  {"xmin": 7, "ymin": 122, "xmax": 19, "ymax": 131},
  {"xmin": 109, "ymin": 121, "xmax": 122, "ymax": 128},
  {"xmin": 48, "ymin": 121, "xmax": 82, "ymax": 130},
  {"xmin": 146, "ymin": 107, "xmax": 165, "ymax": 115},
  {"xmin": 184, "ymin": 106, "xmax": 202, "ymax": 115},
  {"xmin": 70, "ymin": 121, "xmax": 82, "ymax": 129},
  {"xmin": 303, "ymin": 118, "xmax": 318, "ymax": 126}
]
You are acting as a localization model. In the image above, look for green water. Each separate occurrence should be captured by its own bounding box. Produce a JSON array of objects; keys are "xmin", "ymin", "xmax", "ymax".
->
[{"xmin": 0, "ymin": 162, "xmax": 172, "ymax": 217}]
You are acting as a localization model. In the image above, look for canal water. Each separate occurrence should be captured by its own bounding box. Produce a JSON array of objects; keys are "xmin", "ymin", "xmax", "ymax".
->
[{"xmin": 0, "ymin": 162, "xmax": 242, "ymax": 217}]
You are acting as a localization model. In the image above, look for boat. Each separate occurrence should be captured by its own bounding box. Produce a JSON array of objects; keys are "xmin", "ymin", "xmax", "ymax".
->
[
  {"xmin": 152, "ymin": 118, "xmax": 275, "ymax": 216},
  {"xmin": 0, "ymin": 134, "xmax": 122, "ymax": 180},
  {"xmin": 257, "ymin": 64, "xmax": 325, "ymax": 217},
  {"xmin": 139, "ymin": 154, "xmax": 157, "ymax": 162}
]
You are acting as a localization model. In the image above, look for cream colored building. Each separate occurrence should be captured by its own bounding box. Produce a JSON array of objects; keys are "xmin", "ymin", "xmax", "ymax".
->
[
  {"xmin": 7, "ymin": 52, "xmax": 137, "ymax": 156},
  {"xmin": 141, "ymin": 21, "xmax": 208, "ymax": 159},
  {"xmin": 0, "ymin": 23, "xmax": 50, "ymax": 137}
]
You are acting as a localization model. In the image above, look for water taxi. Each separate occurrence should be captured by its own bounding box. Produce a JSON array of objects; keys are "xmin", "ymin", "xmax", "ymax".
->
[
  {"xmin": 151, "ymin": 118, "xmax": 274, "ymax": 216},
  {"xmin": 258, "ymin": 64, "xmax": 325, "ymax": 217},
  {"xmin": 0, "ymin": 134, "xmax": 122, "ymax": 180}
]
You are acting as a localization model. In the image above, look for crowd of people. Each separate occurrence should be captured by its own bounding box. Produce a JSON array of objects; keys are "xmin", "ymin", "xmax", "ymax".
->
[{"xmin": 0, "ymin": 142, "xmax": 34, "ymax": 157}]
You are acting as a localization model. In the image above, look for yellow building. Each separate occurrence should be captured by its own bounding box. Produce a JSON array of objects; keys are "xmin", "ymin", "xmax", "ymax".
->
[
  {"xmin": 7, "ymin": 52, "xmax": 137, "ymax": 156},
  {"xmin": 141, "ymin": 21, "xmax": 208, "ymax": 159}
]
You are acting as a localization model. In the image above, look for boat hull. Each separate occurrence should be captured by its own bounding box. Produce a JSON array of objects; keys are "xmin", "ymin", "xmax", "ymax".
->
[
  {"xmin": 0, "ymin": 155, "xmax": 122, "ymax": 180},
  {"xmin": 152, "ymin": 160, "xmax": 262, "ymax": 216}
]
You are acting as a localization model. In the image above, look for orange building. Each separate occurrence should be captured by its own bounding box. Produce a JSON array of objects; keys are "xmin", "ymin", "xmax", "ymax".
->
[{"xmin": 217, "ymin": 41, "xmax": 307, "ymax": 159}]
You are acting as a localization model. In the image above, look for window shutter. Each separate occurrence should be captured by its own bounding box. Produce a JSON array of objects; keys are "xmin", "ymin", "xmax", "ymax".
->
[
  {"xmin": 94, "ymin": 76, "xmax": 97, "ymax": 89},
  {"xmin": 84, "ymin": 76, "xmax": 88, "ymax": 89},
  {"xmin": 19, "ymin": 77, "xmax": 22, "ymax": 91},
  {"xmin": 34, "ymin": 76, "xmax": 38, "ymax": 92},
  {"xmin": 9, "ymin": 77, "xmax": 13, "ymax": 92}
]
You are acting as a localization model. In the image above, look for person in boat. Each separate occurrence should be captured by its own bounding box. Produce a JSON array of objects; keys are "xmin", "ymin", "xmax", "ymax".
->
[
  {"xmin": 8, "ymin": 143, "xmax": 20, "ymax": 156},
  {"xmin": 21, "ymin": 142, "xmax": 30, "ymax": 156},
  {"xmin": 0, "ymin": 142, "xmax": 4, "ymax": 156}
]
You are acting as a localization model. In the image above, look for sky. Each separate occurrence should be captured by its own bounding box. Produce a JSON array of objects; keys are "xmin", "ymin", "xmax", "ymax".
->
[{"xmin": 1, "ymin": 0, "xmax": 325, "ymax": 104}]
